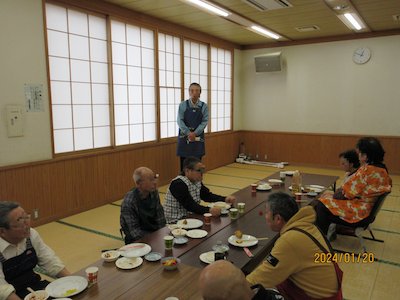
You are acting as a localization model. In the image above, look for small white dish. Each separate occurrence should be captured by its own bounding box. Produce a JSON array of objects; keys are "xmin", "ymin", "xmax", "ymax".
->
[
  {"xmin": 171, "ymin": 228, "xmax": 187, "ymax": 237},
  {"xmin": 284, "ymin": 171, "xmax": 295, "ymax": 176},
  {"xmin": 144, "ymin": 252, "xmax": 162, "ymax": 262},
  {"xmin": 186, "ymin": 229, "xmax": 208, "ymax": 238},
  {"xmin": 24, "ymin": 290, "xmax": 49, "ymax": 300},
  {"xmin": 174, "ymin": 236, "xmax": 189, "ymax": 244},
  {"xmin": 288, "ymin": 186, "xmax": 305, "ymax": 191},
  {"xmin": 101, "ymin": 250, "xmax": 120, "ymax": 262}
]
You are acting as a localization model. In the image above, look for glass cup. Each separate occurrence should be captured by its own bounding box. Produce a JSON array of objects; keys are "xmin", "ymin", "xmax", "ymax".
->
[
  {"xmin": 237, "ymin": 202, "xmax": 245, "ymax": 214},
  {"xmin": 85, "ymin": 266, "xmax": 98, "ymax": 285},
  {"xmin": 164, "ymin": 235, "xmax": 174, "ymax": 250},
  {"xmin": 203, "ymin": 213, "xmax": 212, "ymax": 225},
  {"xmin": 279, "ymin": 171, "xmax": 286, "ymax": 182},
  {"xmin": 229, "ymin": 208, "xmax": 239, "ymax": 220}
]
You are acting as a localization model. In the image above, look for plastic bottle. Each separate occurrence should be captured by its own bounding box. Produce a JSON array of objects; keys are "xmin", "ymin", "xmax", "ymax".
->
[{"xmin": 292, "ymin": 170, "xmax": 302, "ymax": 194}]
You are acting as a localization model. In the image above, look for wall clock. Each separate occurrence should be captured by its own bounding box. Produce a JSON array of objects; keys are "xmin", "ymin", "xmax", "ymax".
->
[{"xmin": 353, "ymin": 47, "xmax": 371, "ymax": 64}]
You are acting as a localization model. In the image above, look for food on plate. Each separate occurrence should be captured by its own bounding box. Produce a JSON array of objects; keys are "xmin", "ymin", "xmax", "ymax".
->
[
  {"xmin": 182, "ymin": 219, "xmax": 188, "ymax": 225},
  {"xmin": 104, "ymin": 252, "xmax": 111, "ymax": 258},
  {"xmin": 162, "ymin": 258, "xmax": 177, "ymax": 266},
  {"xmin": 235, "ymin": 230, "xmax": 243, "ymax": 239},
  {"xmin": 62, "ymin": 289, "xmax": 78, "ymax": 297}
]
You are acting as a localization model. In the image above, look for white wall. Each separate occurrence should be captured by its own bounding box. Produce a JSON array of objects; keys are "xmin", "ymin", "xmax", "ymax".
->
[
  {"xmin": 0, "ymin": 0, "xmax": 52, "ymax": 167},
  {"xmin": 234, "ymin": 36, "xmax": 400, "ymax": 136}
]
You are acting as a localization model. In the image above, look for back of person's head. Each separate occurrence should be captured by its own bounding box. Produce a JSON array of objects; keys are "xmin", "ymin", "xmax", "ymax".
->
[
  {"xmin": 0, "ymin": 201, "xmax": 19, "ymax": 229},
  {"xmin": 356, "ymin": 137, "xmax": 385, "ymax": 165},
  {"xmin": 339, "ymin": 149, "xmax": 360, "ymax": 168},
  {"xmin": 181, "ymin": 157, "xmax": 201, "ymax": 175},
  {"xmin": 267, "ymin": 192, "xmax": 299, "ymax": 222},
  {"xmin": 199, "ymin": 260, "xmax": 253, "ymax": 300}
]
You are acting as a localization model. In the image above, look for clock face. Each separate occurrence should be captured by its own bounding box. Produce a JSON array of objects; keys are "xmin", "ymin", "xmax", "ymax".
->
[{"xmin": 353, "ymin": 47, "xmax": 371, "ymax": 64}]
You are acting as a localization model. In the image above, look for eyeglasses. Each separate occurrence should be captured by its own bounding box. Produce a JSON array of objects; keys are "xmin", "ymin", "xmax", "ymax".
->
[
  {"xmin": 10, "ymin": 214, "xmax": 31, "ymax": 229},
  {"xmin": 193, "ymin": 168, "xmax": 205, "ymax": 174}
]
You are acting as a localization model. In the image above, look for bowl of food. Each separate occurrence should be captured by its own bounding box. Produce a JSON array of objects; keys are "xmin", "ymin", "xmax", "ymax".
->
[
  {"xmin": 171, "ymin": 228, "xmax": 187, "ymax": 237},
  {"xmin": 161, "ymin": 257, "xmax": 180, "ymax": 271},
  {"xmin": 24, "ymin": 290, "xmax": 49, "ymax": 300},
  {"xmin": 101, "ymin": 250, "xmax": 120, "ymax": 262}
]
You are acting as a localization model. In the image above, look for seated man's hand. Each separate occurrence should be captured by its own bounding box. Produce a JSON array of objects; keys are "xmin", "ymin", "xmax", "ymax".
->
[
  {"xmin": 225, "ymin": 195, "xmax": 236, "ymax": 204},
  {"xmin": 210, "ymin": 207, "xmax": 221, "ymax": 217}
]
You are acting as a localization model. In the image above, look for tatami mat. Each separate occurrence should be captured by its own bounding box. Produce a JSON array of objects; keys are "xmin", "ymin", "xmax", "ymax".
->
[{"xmin": 33, "ymin": 162, "xmax": 400, "ymax": 299}]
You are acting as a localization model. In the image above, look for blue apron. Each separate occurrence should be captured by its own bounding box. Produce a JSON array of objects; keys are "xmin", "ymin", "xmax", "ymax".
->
[
  {"xmin": 177, "ymin": 100, "xmax": 205, "ymax": 157},
  {"xmin": 0, "ymin": 238, "xmax": 48, "ymax": 298}
]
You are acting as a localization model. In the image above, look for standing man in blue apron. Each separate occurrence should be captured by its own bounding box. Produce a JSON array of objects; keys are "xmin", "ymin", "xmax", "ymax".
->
[{"xmin": 177, "ymin": 83, "xmax": 209, "ymax": 171}]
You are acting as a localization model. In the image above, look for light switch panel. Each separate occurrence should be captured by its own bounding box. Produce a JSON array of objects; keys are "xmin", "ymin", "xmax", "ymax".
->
[{"xmin": 6, "ymin": 105, "xmax": 24, "ymax": 137}]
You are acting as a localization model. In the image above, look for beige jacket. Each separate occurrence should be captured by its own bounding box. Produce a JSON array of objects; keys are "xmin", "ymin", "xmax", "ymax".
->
[{"xmin": 246, "ymin": 206, "xmax": 339, "ymax": 299}]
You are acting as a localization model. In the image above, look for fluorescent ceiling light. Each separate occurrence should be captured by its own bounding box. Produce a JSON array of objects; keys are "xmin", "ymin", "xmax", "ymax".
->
[
  {"xmin": 187, "ymin": 0, "xmax": 230, "ymax": 17},
  {"xmin": 337, "ymin": 12, "xmax": 366, "ymax": 31},
  {"xmin": 344, "ymin": 13, "xmax": 362, "ymax": 30},
  {"xmin": 251, "ymin": 25, "xmax": 280, "ymax": 40}
]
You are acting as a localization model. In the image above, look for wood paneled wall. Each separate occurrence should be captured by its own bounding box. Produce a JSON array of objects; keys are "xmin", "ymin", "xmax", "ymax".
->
[
  {"xmin": 1, "ymin": 130, "xmax": 398, "ymax": 226},
  {"xmin": 239, "ymin": 131, "xmax": 400, "ymax": 173},
  {"xmin": 0, "ymin": 132, "xmax": 240, "ymax": 226}
]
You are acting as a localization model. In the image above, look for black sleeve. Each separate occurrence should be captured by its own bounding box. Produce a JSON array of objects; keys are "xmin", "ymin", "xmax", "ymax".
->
[
  {"xmin": 200, "ymin": 183, "xmax": 226, "ymax": 202},
  {"xmin": 170, "ymin": 179, "xmax": 210, "ymax": 214}
]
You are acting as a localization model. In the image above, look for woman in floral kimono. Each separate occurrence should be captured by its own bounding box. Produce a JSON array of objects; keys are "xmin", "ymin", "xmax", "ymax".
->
[{"xmin": 315, "ymin": 137, "xmax": 392, "ymax": 235}]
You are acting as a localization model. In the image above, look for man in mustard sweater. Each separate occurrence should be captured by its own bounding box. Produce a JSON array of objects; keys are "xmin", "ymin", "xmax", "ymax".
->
[{"xmin": 246, "ymin": 192, "xmax": 343, "ymax": 300}]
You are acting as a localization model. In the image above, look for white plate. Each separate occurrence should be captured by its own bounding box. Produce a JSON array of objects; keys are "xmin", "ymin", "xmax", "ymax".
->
[
  {"xmin": 209, "ymin": 201, "xmax": 231, "ymax": 210},
  {"xmin": 45, "ymin": 276, "xmax": 88, "ymax": 298},
  {"xmin": 228, "ymin": 234, "xmax": 258, "ymax": 247},
  {"xmin": 199, "ymin": 251, "xmax": 215, "ymax": 264},
  {"xmin": 116, "ymin": 257, "xmax": 143, "ymax": 269},
  {"xmin": 256, "ymin": 184, "xmax": 272, "ymax": 191},
  {"xmin": 177, "ymin": 218, "xmax": 204, "ymax": 229},
  {"xmin": 221, "ymin": 208, "xmax": 229, "ymax": 215},
  {"xmin": 284, "ymin": 171, "xmax": 295, "ymax": 176},
  {"xmin": 119, "ymin": 243, "xmax": 151, "ymax": 258},
  {"xmin": 268, "ymin": 179, "xmax": 283, "ymax": 184},
  {"xmin": 186, "ymin": 229, "xmax": 208, "ymax": 238},
  {"xmin": 288, "ymin": 186, "xmax": 304, "ymax": 191}
]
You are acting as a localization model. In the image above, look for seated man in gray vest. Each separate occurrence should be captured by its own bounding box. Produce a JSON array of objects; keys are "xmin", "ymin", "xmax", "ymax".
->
[
  {"xmin": 120, "ymin": 167, "xmax": 166, "ymax": 244},
  {"xmin": 0, "ymin": 201, "xmax": 70, "ymax": 300},
  {"xmin": 164, "ymin": 157, "xmax": 235, "ymax": 223}
]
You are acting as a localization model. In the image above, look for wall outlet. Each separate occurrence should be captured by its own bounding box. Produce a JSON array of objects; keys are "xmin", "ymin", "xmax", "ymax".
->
[{"xmin": 33, "ymin": 209, "xmax": 39, "ymax": 220}]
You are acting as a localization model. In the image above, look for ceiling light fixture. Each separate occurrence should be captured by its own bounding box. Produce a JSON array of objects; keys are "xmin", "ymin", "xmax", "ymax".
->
[
  {"xmin": 187, "ymin": 0, "xmax": 230, "ymax": 17},
  {"xmin": 250, "ymin": 25, "xmax": 280, "ymax": 39},
  {"xmin": 337, "ymin": 12, "xmax": 366, "ymax": 31},
  {"xmin": 323, "ymin": 0, "xmax": 369, "ymax": 32}
]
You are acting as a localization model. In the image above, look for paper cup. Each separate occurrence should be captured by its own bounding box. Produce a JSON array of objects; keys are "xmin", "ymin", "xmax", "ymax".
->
[
  {"xmin": 203, "ymin": 213, "xmax": 212, "ymax": 225},
  {"xmin": 251, "ymin": 183, "xmax": 258, "ymax": 193},
  {"xmin": 85, "ymin": 266, "xmax": 98, "ymax": 285},
  {"xmin": 295, "ymin": 192, "xmax": 302, "ymax": 201}
]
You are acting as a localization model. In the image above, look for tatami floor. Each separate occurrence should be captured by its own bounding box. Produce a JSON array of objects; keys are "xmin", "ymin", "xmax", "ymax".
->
[{"xmin": 35, "ymin": 163, "xmax": 400, "ymax": 300}]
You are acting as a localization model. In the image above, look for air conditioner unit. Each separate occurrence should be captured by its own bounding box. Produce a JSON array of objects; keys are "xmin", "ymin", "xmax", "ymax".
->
[
  {"xmin": 242, "ymin": 0, "xmax": 292, "ymax": 11},
  {"xmin": 254, "ymin": 52, "xmax": 282, "ymax": 72}
]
